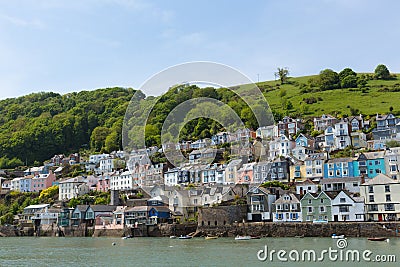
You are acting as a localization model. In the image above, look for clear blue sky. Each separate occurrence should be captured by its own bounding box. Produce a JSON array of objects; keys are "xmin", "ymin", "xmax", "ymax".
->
[{"xmin": 0, "ymin": 0, "xmax": 399, "ymax": 99}]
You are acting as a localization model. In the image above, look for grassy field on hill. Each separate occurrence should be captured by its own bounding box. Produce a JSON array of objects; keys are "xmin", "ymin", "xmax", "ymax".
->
[{"xmin": 256, "ymin": 73, "xmax": 400, "ymax": 118}]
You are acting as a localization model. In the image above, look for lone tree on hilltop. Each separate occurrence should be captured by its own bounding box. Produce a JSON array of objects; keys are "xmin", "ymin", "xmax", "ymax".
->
[
  {"xmin": 275, "ymin": 67, "xmax": 289, "ymax": 84},
  {"xmin": 374, "ymin": 64, "xmax": 391, "ymax": 80}
]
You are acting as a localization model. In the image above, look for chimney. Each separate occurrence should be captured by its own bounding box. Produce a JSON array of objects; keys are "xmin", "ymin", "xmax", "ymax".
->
[{"xmin": 360, "ymin": 174, "xmax": 365, "ymax": 184}]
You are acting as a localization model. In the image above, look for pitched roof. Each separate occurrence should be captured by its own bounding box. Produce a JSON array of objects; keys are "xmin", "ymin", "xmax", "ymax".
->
[
  {"xmin": 296, "ymin": 179, "xmax": 315, "ymax": 186},
  {"xmin": 327, "ymin": 157, "xmax": 353, "ymax": 163},
  {"xmin": 362, "ymin": 174, "xmax": 399, "ymax": 185}
]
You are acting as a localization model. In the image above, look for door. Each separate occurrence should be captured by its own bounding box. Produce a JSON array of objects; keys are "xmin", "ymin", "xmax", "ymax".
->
[
  {"xmin": 334, "ymin": 215, "xmax": 338, "ymax": 222},
  {"xmin": 378, "ymin": 214, "xmax": 383, "ymax": 221}
]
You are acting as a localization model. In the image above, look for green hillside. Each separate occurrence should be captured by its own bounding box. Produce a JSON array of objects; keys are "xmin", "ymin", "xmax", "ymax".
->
[
  {"xmin": 257, "ymin": 73, "xmax": 400, "ymax": 118},
  {"xmin": 0, "ymin": 68, "xmax": 399, "ymax": 168}
]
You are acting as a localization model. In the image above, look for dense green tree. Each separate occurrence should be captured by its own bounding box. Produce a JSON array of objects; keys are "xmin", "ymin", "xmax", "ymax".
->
[
  {"xmin": 374, "ymin": 64, "xmax": 391, "ymax": 80},
  {"xmin": 319, "ymin": 69, "xmax": 340, "ymax": 90},
  {"xmin": 341, "ymin": 75, "xmax": 358, "ymax": 88},
  {"xmin": 339, "ymin": 68, "xmax": 357, "ymax": 81}
]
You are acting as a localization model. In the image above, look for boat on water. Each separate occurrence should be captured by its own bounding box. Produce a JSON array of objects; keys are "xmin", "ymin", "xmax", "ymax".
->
[
  {"xmin": 250, "ymin": 235, "xmax": 261, "ymax": 239},
  {"xmin": 169, "ymin": 236, "xmax": 177, "ymax": 239},
  {"xmin": 235, "ymin": 235, "xmax": 251, "ymax": 240},
  {"xmin": 205, "ymin": 235, "xmax": 218, "ymax": 240},
  {"xmin": 295, "ymin": 235, "xmax": 304, "ymax": 238},
  {"xmin": 331, "ymin": 234, "xmax": 345, "ymax": 239},
  {"xmin": 121, "ymin": 235, "xmax": 133, "ymax": 240},
  {"xmin": 368, "ymin": 237, "xmax": 388, "ymax": 242},
  {"xmin": 178, "ymin": 235, "xmax": 193, "ymax": 239}
]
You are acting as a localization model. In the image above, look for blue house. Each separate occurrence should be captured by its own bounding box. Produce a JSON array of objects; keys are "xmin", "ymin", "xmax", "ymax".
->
[
  {"xmin": 323, "ymin": 157, "xmax": 355, "ymax": 178},
  {"xmin": 295, "ymin": 133, "xmax": 314, "ymax": 148},
  {"xmin": 353, "ymin": 152, "xmax": 386, "ymax": 179}
]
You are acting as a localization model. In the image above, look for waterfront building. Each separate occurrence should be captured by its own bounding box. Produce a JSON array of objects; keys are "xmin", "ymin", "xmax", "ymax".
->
[
  {"xmin": 300, "ymin": 191, "xmax": 335, "ymax": 222},
  {"xmin": 272, "ymin": 193, "xmax": 302, "ymax": 222},
  {"xmin": 360, "ymin": 173, "xmax": 400, "ymax": 221},
  {"xmin": 246, "ymin": 186, "xmax": 280, "ymax": 222},
  {"xmin": 323, "ymin": 158, "xmax": 355, "ymax": 178},
  {"xmin": 330, "ymin": 191, "xmax": 364, "ymax": 222}
]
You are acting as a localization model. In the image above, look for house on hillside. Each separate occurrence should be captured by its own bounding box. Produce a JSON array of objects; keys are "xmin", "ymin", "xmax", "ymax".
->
[
  {"xmin": 300, "ymin": 191, "xmax": 335, "ymax": 222},
  {"xmin": 331, "ymin": 191, "xmax": 364, "ymax": 222},
  {"xmin": 246, "ymin": 186, "xmax": 281, "ymax": 222}
]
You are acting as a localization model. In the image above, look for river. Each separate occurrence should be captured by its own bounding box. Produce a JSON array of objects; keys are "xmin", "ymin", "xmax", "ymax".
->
[{"xmin": 0, "ymin": 237, "xmax": 399, "ymax": 266}]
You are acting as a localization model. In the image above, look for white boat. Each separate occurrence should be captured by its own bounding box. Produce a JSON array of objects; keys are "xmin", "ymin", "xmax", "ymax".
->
[
  {"xmin": 205, "ymin": 235, "xmax": 218, "ymax": 240},
  {"xmin": 235, "ymin": 235, "xmax": 251, "ymax": 240},
  {"xmin": 169, "ymin": 235, "xmax": 177, "ymax": 239},
  {"xmin": 331, "ymin": 234, "xmax": 345, "ymax": 239},
  {"xmin": 178, "ymin": 235, "xmax": 193, "ymax": 239}
]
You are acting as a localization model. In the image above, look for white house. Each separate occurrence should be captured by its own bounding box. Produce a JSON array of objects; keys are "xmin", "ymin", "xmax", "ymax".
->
[
  {"xmin": 320, "ymin": 177, "xmax": 362, "ymax": 193},
  {"xmin": 110, "ymin": 170, "xmax": 134, "ymax": 190},
  {"xmin": 58, "ymin": 177, "xmax": 90, "ymax": 200},
  {"xmin": 331, "ymin": 191, "xmax": 364, "ymax": 222},
  {"xmin": 296, "ymin": 179, "xmax": 318, "ymax": 195},
  {"xmin": 334, "ymin": 121, "xmax": 352, "ymax": 150},
  {"xmin": 272, "ymin": 193, "xmax": 302, "ymax": 222},
  {"xmin": 99, "ymin": 157, "xmax": 114, "ymax": 173},
  {"xmin": 89, "ymin": 153, "xmax": 109, "ymax": 164},
  {"xmin": 224, "ymin": 159, "xmax": 242, "ymax": 184}
]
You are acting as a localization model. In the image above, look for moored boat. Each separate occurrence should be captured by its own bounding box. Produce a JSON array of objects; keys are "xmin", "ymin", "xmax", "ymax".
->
[
  {"xmin": 205, "ymin": 235, "xmax": 218, "ymax": 240},
  {"xmin": 368, "ymin": 237, "xmax": 388, "ymax": 242},
  {"xmin": 250, "ymin": 235, "xmax": 261, "ymax": 239},
  {"xmin": 331, "ymin": 234, "xmax": 345, "ymax": 239},
  {"xmin": 235, "ymin": 235, "xmax": 251, "ymax": 240},
  {"xmin": 169, "ymin": 235, "xmax": 177, "ymax": 239},
  {"xmin": 178, "ymin": 235, "xmax": 193, "ymax": 239}
]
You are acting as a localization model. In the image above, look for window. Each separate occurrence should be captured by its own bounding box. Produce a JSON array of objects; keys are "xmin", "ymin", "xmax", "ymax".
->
[
  {"xmin": 375, "ymin": 160, "xmax": 380, "ymax": 165},
  {"xmin": 277, "ymin": 213, "xmax": 283, "ymax": 220},
  {"xmin": 329, "ymin": 170, "xmax": 334, "ymax": 176},
  {"xmin": 340, "ymin": 198, "xmax": 346, "ymax": 203},
  {"xmin": 355, "ymin": 214, "xmax": 363, "ymax": 220},
  {"xmin": 308, "ymin": 207, "xmax": 313, "ymax": 213},
  {"xmin": 368, "ymin": 204, "xmax": 378, "ymax": 211},
  {"xmin": 320, "ymin": 198, "xmax": 324, "ymax": 204},
  {"xmin": 339, "ymin": 206, "xmax": 349, "ymax": 212},
  {"xmin": 386, "ymin": 194, "xmax": 391, "ymax": 202},
  {"xmin": 320, "ymin": 206, "xmax": 325, "ymax": 213},
  {"xmin": 369, "ymin": 195, "xmax": 374, "ymax": 202},
  {"xmin": 353, "ymin": 182, "xmax": 358, "ymax": 187},
  {"xmin": 385, "ymin": 204, "xmax": 395, "ymax": 211},
  {"xmin": 308, "ymin": 199, "xmax": 312, "ymax": 204},
  {"xmin": 368, "ymin": 186, "xmax": 374, "ymax": 193},
  {"xmin": 390, "ymin": 165, "xmax": 397, "ymax": 172},
  {"xmin": 385, "ymin": 185, "xmax": 390, "ymax": 192}
]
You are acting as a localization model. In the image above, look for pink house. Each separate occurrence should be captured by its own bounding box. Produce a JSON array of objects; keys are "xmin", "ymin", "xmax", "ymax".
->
[
  {"xmin": 30, "ymin": 171, "xmax": 56, "ymax": 192},
  {"xmin": 236, "ymin": 163, "xmax": 256, "ymax": 184},
  {"xmin": 96, "ymin": 174, "xmax": 111, "ymax": 192}
]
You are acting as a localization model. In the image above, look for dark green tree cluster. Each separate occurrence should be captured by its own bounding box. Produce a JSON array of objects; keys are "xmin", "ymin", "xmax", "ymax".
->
[{"xmin": 0, "ymin": 88, "xmax": 134, "ymax": 166}]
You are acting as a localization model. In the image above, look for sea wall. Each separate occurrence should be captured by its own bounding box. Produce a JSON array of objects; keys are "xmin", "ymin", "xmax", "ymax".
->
[
  {"xmin": 0, "ymin": 225, "xmax": 20, "ymax": 237},
  {"xmin": 197, "ymin": 222, "xmax": 400, "ymax": 238}
]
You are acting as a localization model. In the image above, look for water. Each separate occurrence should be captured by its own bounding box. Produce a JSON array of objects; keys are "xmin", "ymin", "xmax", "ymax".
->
[{"xmin": 0, "ymin": 237, "xmax": 399, "ymax": 267}]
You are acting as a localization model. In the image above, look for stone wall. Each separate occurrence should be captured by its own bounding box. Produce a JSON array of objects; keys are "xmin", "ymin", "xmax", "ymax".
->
[
  {"xmin": 0, "ymin": 225, "xmax": 19, "ymax": 237},
  {"xmin": 197, "ymin": 222, "xmax": 400, "ymax": 238},
  {"xmin": 197, "ymin": 205, "xmax": 248, "ymax": 227},
  {"xmin": 158, "ymin": 223, "xmax": 198, "ymax": 237}
]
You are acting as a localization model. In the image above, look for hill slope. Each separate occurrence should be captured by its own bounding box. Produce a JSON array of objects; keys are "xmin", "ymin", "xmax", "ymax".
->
[{"xmin": 0, "ymin": 73, "xmax": 399, "ymax": 167}]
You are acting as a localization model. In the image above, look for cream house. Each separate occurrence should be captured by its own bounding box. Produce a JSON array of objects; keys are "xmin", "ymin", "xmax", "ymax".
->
[{"xmin": 360, "ymin": 174, "xmax": 400, "ymax": 221}]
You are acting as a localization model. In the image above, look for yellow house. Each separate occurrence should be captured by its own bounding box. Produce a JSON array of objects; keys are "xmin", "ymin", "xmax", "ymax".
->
[{"xmin": 289, "ymin": 162, "xmax": 307, "ymax": 182}]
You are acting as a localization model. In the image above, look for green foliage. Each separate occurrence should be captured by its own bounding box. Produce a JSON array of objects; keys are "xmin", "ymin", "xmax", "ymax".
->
[
  {"xmin": 341, "ymin": 75, "xmax": 358, "ymax": 88},
  {"xmin": 386, "ymin": 140, "xmax": 400, "ymax": 148},
  {"xmin": 68, "ymin": 198, "xmax": 80, "ymax": 208},
  {"xmin": 0, "ymin": 156, "xmax": 24, "ymax": 169},
  {"xmin": 339, "ymin": 68, "xmax": 357, "ymax": 81},
  {"xmin": 374, "ymin": 64, "xmax": 391, "ymax": 80},
  {"xmin": 260, "ymin": 181, "xmax": 289, "ymax": 190},
  {"xmin": 319, "ymin": 69, "xmax": 340, "ymax": 90},
  {"xmin": 275, "ymin": 67, "xmax": 289, "ymax": 84},
  {"xmin": 0, "ymin": 88, "xmax": 133, "ymax": 165}
]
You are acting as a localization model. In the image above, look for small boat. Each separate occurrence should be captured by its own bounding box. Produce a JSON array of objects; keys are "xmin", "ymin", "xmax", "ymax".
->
[
  {"xmin": 332, "ymin": 234, "xmax": 345, "ymax": 239},
  {"xmin": 205, "ymin": 235, "xmax": 218, "ymax": 240},
  {"xmin": 250, "ymin": 235, "xmax": 261, "ymax": 239},
  {"xmin": 235, "ymin": 235, "xmax": 251, "ymax": 240},
  {"xmin": 178, "ymin": 235, "xmax": 193, "ymax": 239},
  {"xmin": 368, "ymin": 237, "xmax": 388, "ymax": 242},
  {"xmin": 295, "ymin": 235, "xmax": 304, "ymax": 238},
  {"xmin": 121, "ymin": 235, "xmax": 133, "ymax": 239},
  {"xmin": 169, "ymin": 235, "xmax": 177, "ymax": 239}
]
